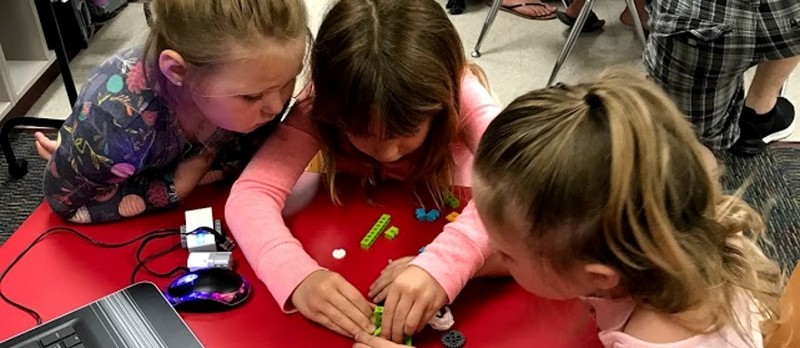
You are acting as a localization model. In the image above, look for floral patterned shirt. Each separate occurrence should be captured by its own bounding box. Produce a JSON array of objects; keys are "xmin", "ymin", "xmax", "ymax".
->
[{"xmin": 43, "ymin": 48, "xmax": 282, "ymax": 223}]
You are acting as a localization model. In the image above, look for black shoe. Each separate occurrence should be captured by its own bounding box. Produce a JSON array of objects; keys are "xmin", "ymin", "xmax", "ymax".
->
[
  {"xmin": 555, "ymin": 10, "xmax": 606, "ymax": 32},
  {"xmin": 555, "ymin": 0, "xmax": 605, "ymax": 31},
  {"xmin": 446, "ymin": 0, "xmax": 466, "ymax": 14},
  {"xmin": 730, "ymin": 97, "xmax": 796, "ymax": 156}
]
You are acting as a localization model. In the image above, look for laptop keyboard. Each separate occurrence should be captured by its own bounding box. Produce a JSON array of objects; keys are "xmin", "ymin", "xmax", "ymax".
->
[{"xmin": 14, "ymin": 326, "xmax": 84, "ymax": 348}]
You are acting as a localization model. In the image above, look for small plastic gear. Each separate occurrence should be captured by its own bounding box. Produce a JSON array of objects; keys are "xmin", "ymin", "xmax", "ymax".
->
[{"xmin": 441, "ymin": 330, "xmax": 465, "ymax": 348}]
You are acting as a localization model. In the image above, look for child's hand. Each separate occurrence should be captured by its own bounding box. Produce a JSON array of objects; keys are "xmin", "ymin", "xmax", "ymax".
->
[
  {"xmin": 380, "ymin": 266, "xmax": 447, "ymax": 343},
  {"xmin": 34, "ymin": 132, "xmax": 57, "ymax": 161},
  {"xmin": 292, "ymin": 270, "xmax": 375, "ymax": 338},
  {"xmin": 353, "ymin": 332, "xmax": 413, "ymax": 348},
  {"xmin": 173, "ymin": 149, "xmax": 216, "ymax": 199},
  {"xmin": 369, "ymin": 256, "xmax": 415, "ymax": 303}
]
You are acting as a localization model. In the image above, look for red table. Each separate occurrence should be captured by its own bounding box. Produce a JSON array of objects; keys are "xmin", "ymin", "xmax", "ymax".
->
[{"xmin": 0, "ymin": 180, "xmax": 602, "ymax": 347}]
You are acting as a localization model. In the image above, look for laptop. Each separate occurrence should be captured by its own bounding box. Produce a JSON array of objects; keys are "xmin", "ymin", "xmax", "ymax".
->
[{"xmin": 0, "ymin": 282, "xmax": 203, "ymax": 348}]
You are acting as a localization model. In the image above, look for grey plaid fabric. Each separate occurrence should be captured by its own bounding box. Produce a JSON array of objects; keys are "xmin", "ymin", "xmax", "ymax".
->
[{"xmin": 644, "ymin": 0, "xmax": 800, "ymax": 150}]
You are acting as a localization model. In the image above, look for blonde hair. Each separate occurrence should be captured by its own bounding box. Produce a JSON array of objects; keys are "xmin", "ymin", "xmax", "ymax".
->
[
  {"xmin": 473, "ymin": 70, "xmax": 783, "ymax": 345},
  {"xmin": 311, "ymin": 0, "xmax": 478, "ymax": 205},
  {"xmin": 144, "ymin": 0, "xmax": 308, "ymax": 73}
]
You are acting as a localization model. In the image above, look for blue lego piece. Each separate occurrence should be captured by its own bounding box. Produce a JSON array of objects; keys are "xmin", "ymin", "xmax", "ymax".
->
[
  {"xmin": 415, "ymin": 208, "xmax": 427, "ymax": 221},
  {"xmin": 425, "ymin": 209, "xmax": 440, "ymax": 222}
]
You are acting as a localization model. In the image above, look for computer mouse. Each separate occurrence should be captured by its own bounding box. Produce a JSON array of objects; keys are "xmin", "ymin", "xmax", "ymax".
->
[{"xmin": 164, "ymin": 268, "xmax": 251, "ymax": 313}]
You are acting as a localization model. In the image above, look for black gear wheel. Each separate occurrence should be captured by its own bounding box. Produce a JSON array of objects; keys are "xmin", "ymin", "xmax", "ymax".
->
[{"xmin": 440, "ymin": 330, "xmax": 465, "ymax": 348}]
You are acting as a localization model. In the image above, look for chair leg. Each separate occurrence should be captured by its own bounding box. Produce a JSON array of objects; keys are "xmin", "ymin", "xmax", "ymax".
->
[
  {"xmin": 471, "ymin": 0, "xmax": 504, "ymax": 58},
  {"xmin": 547, "ymin": 0, "xmax": 596, "ymax": 86},
  {"xmin": 1, "ymin": 117, "xmax": 64, "ymax": 178},
  {"xmin": 46, "ymin": 0, "xmax": 77, "ymax": 105},
  {"xmin": 623, "ymin": 0, "xmax": 647, "ymax": 47}
]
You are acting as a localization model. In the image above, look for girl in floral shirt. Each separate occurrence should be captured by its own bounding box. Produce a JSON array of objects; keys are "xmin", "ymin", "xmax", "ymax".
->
[{"xmin": 39, "ymin": 0, "xmax": 309, "ymax": 223}]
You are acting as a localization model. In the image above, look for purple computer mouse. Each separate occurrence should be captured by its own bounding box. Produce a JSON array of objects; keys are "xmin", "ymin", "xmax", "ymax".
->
[{"xmin": 165, "ymin": 268, "xmax": 251, "ymax": 312}]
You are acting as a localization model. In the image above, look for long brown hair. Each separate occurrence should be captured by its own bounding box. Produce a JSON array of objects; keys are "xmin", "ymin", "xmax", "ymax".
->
[
  {"xmin": 473, "ymin": 70, "xmax": 783, "ymax": 345},
  {"xmin": 311, "ymin": 0, "xmax": 468, "ymax": 203}
]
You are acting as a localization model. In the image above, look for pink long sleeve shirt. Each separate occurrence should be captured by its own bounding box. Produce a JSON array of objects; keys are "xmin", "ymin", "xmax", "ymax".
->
[{"xmin": 225, "ymin": 72, "xmax": 501, "ymax": 311}]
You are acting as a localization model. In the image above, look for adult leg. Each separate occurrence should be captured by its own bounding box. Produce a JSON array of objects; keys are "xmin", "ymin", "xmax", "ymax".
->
[
  {"xmin": 731, "ymin": 58, "xmax": 799, "ymax": 155},
  {"xmin": 746, "ymin": 57, "xmax": 799, "ymax": 114},
  {"xmin": 619, "ymin": 0, "xmax": 650, "ymax": 32},
  {"xmin": 730, "ymin": 0, "xmax": 800, "ymax": 155},
  {"xmin": 644, "ymin": 0, "xmax": 756, "ymax": 151}
]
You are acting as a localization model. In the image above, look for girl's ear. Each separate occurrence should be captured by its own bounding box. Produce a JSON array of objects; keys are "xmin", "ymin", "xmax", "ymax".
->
[
  {"xmin": 583, "ymin": 263, "xmax": 621, "ymax": 291},
  {"xmin": 159, "ymin": 50, "xmax": 188, "ymax": 87}
]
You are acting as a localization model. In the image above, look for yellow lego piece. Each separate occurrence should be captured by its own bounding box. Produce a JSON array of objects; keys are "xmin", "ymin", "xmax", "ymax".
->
[{"xmin": 446, "ymin": 211, "xmax": 460, "ymax": 222}]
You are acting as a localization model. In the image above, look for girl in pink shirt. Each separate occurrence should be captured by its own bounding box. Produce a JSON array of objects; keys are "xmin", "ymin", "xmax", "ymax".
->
[
  {"xmin": 356, "ymin": 70, "xmax": 784, "ymax": 348},
  {"xmin": 225, "ymin": 0, "xmax": 500, "ymax": 342}
]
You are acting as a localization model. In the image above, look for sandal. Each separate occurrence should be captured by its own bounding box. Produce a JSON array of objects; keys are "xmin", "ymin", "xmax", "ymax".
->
[{"xmin": 486, "ymin": 0, "xmax": 557, "ymax": 20}]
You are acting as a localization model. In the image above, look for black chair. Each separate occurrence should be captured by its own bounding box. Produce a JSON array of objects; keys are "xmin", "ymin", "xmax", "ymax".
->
[
  {"xmin": 1, "ymin": 1, "xmax": 78, "ymax": 178},
  {"xmin": 1, "ymin": 116, "xmax": 67, "ymax": 178}
]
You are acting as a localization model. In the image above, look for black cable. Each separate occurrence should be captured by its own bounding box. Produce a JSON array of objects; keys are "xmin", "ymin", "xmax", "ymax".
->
[
  {"xmin": 0, "ymin": 227, "xmax": 180, "ymax": 325},
  {"xmin": 130, "ymin": 242, "xmax": 188, "ymax": 284},
  {"xmin": 134, "ymin": 232, "xmax": 182, "ymax": 276}
]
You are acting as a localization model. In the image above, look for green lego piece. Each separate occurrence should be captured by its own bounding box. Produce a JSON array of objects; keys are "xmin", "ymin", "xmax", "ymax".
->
[
  {"xmin": 445, "ymin": 193, "xmax": 460, "ymax": 209},
  {"xmin": 384, "ymin": 226, "xmax": 399, "ymax": 239},
  {"xmin": 361, "ymin": 214, "xmax": 392, "ymax": 249},
  {"xmin": 371, "ymin": 305, "xmax": 411, "ymax": 344},
  {"xmin": 373, "ymin": 305, "xmax": 384, "ymax": 334}
]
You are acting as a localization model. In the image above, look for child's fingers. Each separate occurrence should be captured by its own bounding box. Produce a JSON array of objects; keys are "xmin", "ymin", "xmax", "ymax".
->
[
  {"xmin": 328, "ymin": 292, "xmax": 374, "ymax": 335},
  {"xmin": 417, "ymin": 305, "xmax": 438, "ymax": 332},
  {"xmin": 354, "ymin": 331, "xmax": 381, "ymax": 345},
  {"xmin": 338, "ymin": 282, "xmax": 375, "ymax": 321},
  {"xmin": 380, "ymin": 290, "xmax": 400, "ymax": 340},
  {"xmin": 322, "ymin": 301, "xmax": 367, "ymax": 338},
  {"xmin": 402, "ymin": 301, "xmax": 427, "ymax": 337},
  {"xmin": 353, "ymin": 332, "xmax": 408, "ymax": 348},
  {"xmin": 317, "ymin": 312, "xmax": 351, "ymax": 337},
  {"xmin": 389, "ymin": 295, "xmax": 413, "ymax": 343},
  {"xmin": 369, "ymin": 275, "xmax": 392, "ymax": 298},
  {"xmin": 372, "ymin": 287, "xmax": 390, "ymax": 303}
]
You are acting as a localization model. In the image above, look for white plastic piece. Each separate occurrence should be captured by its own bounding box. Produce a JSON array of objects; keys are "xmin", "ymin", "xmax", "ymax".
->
[
  {"xmin": 185, "ymin": 207, "xmax": 214, "ymax": 232},
  {"xmin": 187, "ymin": 252, "xmax": 233, "ymax": 271},
  {"xmin": 185, "ymin": 231, "xmax": 217, "ymax": 252},
  {"xmin": 428, "ymin": 306, "xmax": 454, "ymax": 331},
  {"xmin": 332, "ymin": 248, "xmax": 347, "ymax": 260}
]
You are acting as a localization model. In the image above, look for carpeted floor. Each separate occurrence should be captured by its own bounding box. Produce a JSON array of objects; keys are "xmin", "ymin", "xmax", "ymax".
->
[
  {"xmin": 0, "ymin": 132, "xmax": 48, "ymax": 243},
  {"xmin": 1, "ymin": 133, "xmax": 799, "ymax": 271},
  {"xmin": 719, "ymin": 146, "xmax": 800, "ymax": 271}
]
